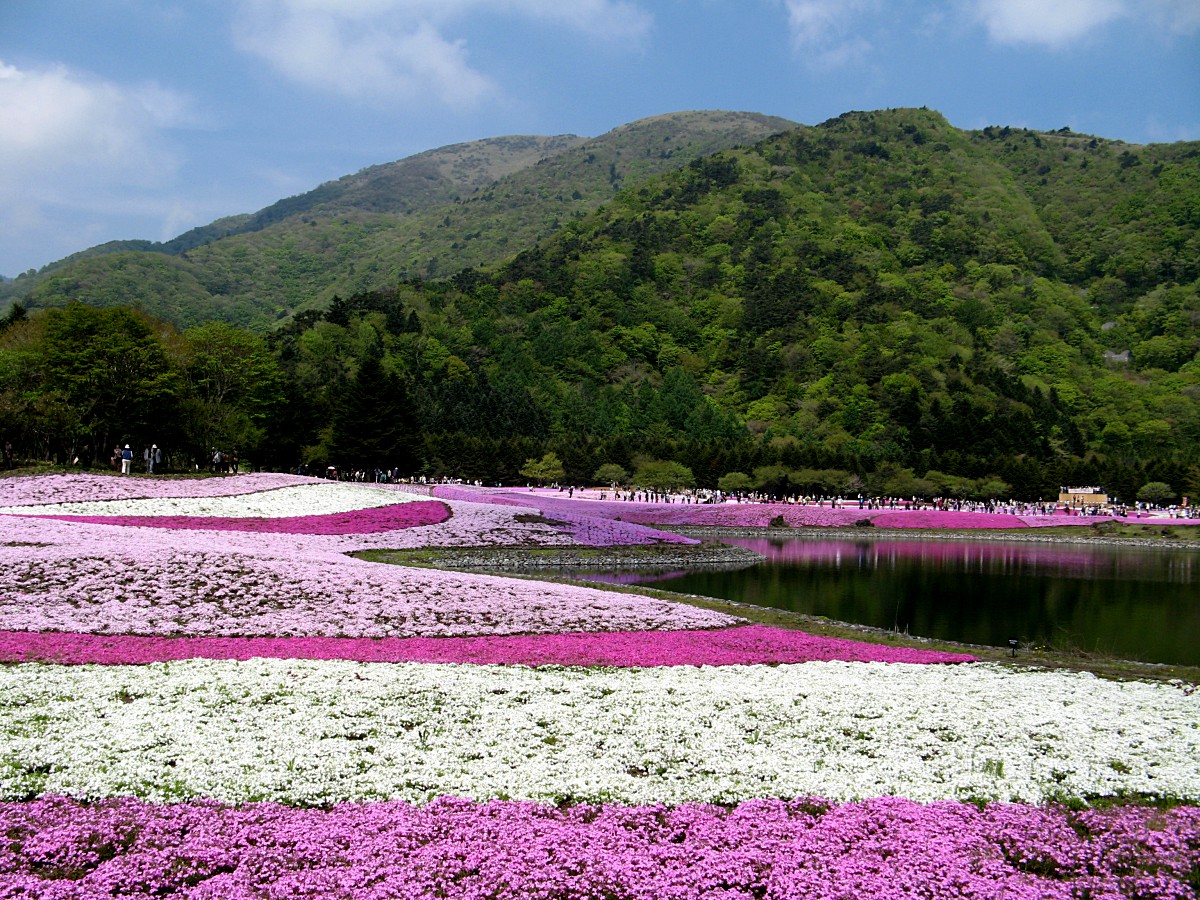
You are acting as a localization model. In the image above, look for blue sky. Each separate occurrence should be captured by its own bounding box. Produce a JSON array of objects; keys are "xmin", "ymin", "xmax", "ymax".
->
[{"xmin": 1, "ymin": 0, "xmax": 1197, "ymax": 277}]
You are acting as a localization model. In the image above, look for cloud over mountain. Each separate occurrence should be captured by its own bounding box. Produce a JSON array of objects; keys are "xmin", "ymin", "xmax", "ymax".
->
[{"xmin": 231, "ymin": 0, "xmax": 653, "ymax": 107}]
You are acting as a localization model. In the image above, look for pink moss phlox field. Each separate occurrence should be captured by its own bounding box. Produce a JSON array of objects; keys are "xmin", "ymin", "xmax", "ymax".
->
[
  {"xmin": 432, "ymin": 486, "xmax": 1200, "ymax": 531},
  {"xmin": 434, "ymin": 489, "xmax": 889, "ymax": 529},
  {"xmin": 0, "ymin": 490, "xmax": 736, "ymax": 638},
  {"xmin": 0, "ymin": 545, "xmax": 736, "ymax": 638},
  {"xmin": 1, "ymin": 795, "xmax": 1196, "ymax": 900},
  {"xmin": 0, "ymin": 479, "xmax": 545, "ymax": 549},
  {"xmin": 0, "ymin": 496, "xmax": 613, "ymax": 557},
  {"xmin": 21, "ymin": 500, "xmax": 450, "ymax": 534},
  {"xmin": 432, "ymin": 485, "xmax": 699, "ymax": 545},
  {"xmin": 0, "ymin": 624, "xmax": 976, "ymax": 666}
]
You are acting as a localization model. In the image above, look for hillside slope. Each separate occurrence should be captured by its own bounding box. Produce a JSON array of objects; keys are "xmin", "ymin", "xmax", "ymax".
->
[
  {"xmin": 285, "ymin": 108, "xmax": 1195, "ymax": 490},
  {"xmin": 4, "ymin": 111, "xmax": 796, "ymax": 328}
]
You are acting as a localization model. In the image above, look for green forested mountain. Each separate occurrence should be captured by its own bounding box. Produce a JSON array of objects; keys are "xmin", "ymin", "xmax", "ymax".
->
[
  {"xmin": 1, "ymin": 111, "xmax": 796, "ymax": 329},
  {"xmin": 2, "ymin": 108, "xmax": 1197, "ymax": 501},
  {"xmin": 270, "ymin": 108, "xmax": 1198, "ymax": 495}
]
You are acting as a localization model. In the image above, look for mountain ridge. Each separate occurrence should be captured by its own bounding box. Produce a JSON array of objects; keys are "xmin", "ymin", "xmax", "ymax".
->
[{"xmin": 1, "ymin": 110, "xmax": 797, "ymax": 326}]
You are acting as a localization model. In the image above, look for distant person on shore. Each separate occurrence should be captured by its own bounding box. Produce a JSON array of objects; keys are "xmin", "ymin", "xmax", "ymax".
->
[{"xmin": 120, "ymin": 445, "xmax": 133, "ymax": 475}]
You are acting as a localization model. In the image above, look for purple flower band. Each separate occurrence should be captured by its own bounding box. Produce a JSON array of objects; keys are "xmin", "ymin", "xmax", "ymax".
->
[{"xmin": 1, "ymin": 794, "xmax": 1195, "ymax": 899}]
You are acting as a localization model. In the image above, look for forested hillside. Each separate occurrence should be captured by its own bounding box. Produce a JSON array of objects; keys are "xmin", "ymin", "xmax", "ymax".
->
[
  {"xmin": 1, "ymin": 111, "xmax": 796, "ymax": 328},
  {"xmin": 2, "ymin": 108, "xmax": 1197, "ymax": 503}
]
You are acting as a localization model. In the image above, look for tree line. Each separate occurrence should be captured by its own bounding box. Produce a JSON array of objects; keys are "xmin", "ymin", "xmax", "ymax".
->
[{"xmin": 1, "ymin": 299, "xmax": 1195, "ymax": 505}]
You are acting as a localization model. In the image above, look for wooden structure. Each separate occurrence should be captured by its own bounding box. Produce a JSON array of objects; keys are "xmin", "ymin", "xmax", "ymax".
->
[{"xmin": 1057, "ymin": 486, "xmax": 1109, "ymax": 507}]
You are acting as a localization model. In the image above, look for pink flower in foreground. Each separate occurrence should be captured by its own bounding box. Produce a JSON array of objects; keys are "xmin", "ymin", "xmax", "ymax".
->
[
  {"xmin": 0, "ymin": 795, "xmax": 1195, "ymax": 899},
  {"xmin": 0, "ymin": 624, "xmax": 976, "ymax": 667}
]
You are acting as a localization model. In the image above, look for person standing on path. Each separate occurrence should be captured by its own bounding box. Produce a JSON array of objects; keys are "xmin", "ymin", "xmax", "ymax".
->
[{"xmin": 120, "ymin": 444, "xmax": 133, "ymax": 475}]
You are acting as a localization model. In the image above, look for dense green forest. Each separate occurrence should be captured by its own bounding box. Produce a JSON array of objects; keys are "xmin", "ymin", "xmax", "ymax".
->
[{"xmin": 2, "ymin": 109, "xmax": 1198, "ymax": 504}]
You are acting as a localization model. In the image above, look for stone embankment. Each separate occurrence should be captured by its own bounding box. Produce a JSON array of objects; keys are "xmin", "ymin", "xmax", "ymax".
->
[
  {"xmin": 403, "ymin": 542, "xmax": 764, "ymax": 571},
  {"xmin": 665, "ymin": 525, "xmax": 1200, "ymax": 549}
]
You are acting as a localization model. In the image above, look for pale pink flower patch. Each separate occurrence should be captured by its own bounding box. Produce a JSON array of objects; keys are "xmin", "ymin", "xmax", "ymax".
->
[{"xmin": 0, "ymin": 546, "xmax": 738, "ymax": 638}]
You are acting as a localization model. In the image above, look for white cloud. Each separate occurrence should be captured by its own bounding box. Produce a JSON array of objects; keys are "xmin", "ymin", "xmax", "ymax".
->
[
  {"xmin": 0, "ymin": 60, "xmax": 200, "ymax": 272},
  {"xmin": 231, "ymin": 0, "xmax": 653, "ymax": 107},
  {"xmin": 0, "ymin": 61, "xmax": 188, "ymax": 189},
  {"xmin": 781, "ymin": 0, "xmax": 881, "ymax": 67},
  {"xmin": 1144, "ymin": 0, "xmax": 1200, "ymax": 34},
  {"xmin": 972, "ymin": 0, "xmax": 1126, "ymax": 47},
  {"xmin": 969, "ymin": 0, "xmax": 1200, "ymax": 47},
  {"xmin": 782, "ymin": 1, "xmax": 1200, "ymax": 59}
]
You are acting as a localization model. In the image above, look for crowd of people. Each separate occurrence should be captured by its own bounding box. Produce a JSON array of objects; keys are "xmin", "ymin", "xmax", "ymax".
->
[
  {"xmin": 109, "ymin": 444, "xmax": 164, "ymax": 475},
  {"xmin": 209, "ymin": 448, "xmax": 239, "ymax": 474},
  {"xmin": 3, "ymin": 441, "xmax": 1195, "ymax": 519},
  {"xmin": 567, "ymin": 486, "xmax": 1197, "ymax": 518}
]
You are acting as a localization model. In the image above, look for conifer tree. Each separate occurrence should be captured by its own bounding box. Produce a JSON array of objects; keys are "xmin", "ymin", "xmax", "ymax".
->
[{"xmin": 331, "ymin": 354, "xmax": 420, "ymax": 474}]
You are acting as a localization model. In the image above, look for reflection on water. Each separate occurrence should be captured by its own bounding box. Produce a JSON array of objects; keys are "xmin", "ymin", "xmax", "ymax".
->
[{"xmin": 580, "ymin": 537, "xmax": 1200, "ymax": 666}]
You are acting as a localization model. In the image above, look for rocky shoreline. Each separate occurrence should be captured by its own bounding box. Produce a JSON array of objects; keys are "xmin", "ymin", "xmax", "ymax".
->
[
  {"xmin": 381, "ymin": 541, "xmax": 765, "ymax": 571},
  {"xmin": 662, "ymin": 524, "xmax": 1200, "ymax": 550}
]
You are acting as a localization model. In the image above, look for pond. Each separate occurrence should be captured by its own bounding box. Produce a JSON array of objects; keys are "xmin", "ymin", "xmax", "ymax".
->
[{"xmin": 580, "ymin": 536, "xmax": 1200, "ymax": 667}]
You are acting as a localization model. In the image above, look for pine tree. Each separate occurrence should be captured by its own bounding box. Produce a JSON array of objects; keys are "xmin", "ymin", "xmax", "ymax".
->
[{"xmin": 331, "ymin": 355, "xmax": 420, "ymax": 474}]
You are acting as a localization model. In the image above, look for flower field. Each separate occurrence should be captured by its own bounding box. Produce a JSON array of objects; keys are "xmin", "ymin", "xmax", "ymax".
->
[
  {"xmin": 430, "ymin": 484, "xmax": 1200, "ymax": 531},
  {"xmin": 0, "ymin": 474, "xmax": 1197, "ymax": 898}
]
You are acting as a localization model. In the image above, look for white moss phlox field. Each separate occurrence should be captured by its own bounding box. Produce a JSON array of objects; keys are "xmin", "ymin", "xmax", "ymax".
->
[
  {"xmin": 1, "ymin": 659, "xmax": 1196, "ymax": 807},
  {"xmin": 0, "ymin": 482, "xmax": 428, "ymax": 518}
]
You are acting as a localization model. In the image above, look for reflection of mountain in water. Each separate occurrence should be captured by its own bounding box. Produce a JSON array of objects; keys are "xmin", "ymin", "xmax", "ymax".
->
[{"xmin": 732, "ymin": 538, "xmax": 1197, "ymax": 584}]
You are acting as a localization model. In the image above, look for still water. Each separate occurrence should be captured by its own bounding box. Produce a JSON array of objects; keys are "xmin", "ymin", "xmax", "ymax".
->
[{"xmin": 581, "ymin": 537, "xmax": 1200, "ymax": 666}]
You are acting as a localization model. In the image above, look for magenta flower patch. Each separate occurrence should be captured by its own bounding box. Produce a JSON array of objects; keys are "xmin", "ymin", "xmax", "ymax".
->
[
  {"xmin": 19, "ymin": 499, "xmax": 450, "ymax": 534},
  {"xmin": 0, "ymin": 624, "xmax": 976, "ymax": 667},
  {"xmin": 0, "ymin": 794, "xmax": 1195, "ymax": 900}
]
